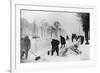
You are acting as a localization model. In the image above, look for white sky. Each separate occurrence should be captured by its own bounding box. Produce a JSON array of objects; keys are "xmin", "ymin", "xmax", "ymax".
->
[{"xmin": 21, "ymin": 10, "xmax": 84, "ymax": 35}]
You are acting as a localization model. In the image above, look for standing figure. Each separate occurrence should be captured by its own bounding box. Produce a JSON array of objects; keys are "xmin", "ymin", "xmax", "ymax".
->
[
  {"xmin": 51, "ymin": 39, "xmax": 60, "ymax": 56},
  {"xmin": 77, "ymin": 35, "xmax": 84, "ymax": 45},
  {"xmin": 66, "ymin": 35, "xmax": 69, "ymax": 40},
  {"xmin": 60, "ymin": 36, "xmax": 66, "ymax": 48},
  {"xmin": 72, "ymin": 34, "xmax": 77, "ymax": 42}
]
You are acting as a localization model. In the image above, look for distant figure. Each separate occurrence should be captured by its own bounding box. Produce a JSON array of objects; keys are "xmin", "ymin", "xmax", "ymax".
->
[
  {"xmin": 77, "ymin": 35, "xmax": 84, "ymax": 45},
  {"xmin": 60, "ymin": 36, "xmax": 66, "ymax": 48},
  {"xmin": 47, "ymin": 50, "xmax": 50, "ymax": 55},
  {"xmin": 72, "ymin": 34, "xmax": 77, "ymax": 42},
  {"xmin": 51, "ymin": 39, "xmax": 60, "ymax": 56},
  {"xmin": 66, "ymin": 35, "xmax": 69, "ymax": 40},
  {"xmin": 21, "ymin": 36, "xmax": 31, "ymax": 60}
]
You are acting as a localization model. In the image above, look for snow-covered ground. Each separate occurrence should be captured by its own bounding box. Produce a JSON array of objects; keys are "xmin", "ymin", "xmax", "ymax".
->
[{"xmin": 21, "ymin": 38, "xmax": 90, "ymax": 63}]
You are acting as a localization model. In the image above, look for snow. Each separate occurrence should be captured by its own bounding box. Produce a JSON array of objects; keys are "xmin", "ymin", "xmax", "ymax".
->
[{"xmin": 21, "ymin": 37, "xmax": 90, "ymax": 63}]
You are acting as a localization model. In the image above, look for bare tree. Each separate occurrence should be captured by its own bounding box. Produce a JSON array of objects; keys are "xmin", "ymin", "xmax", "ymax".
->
[
  {"xmin": 53, "ymin": 21, "xmax": 61, "ymax": 37},
  {"xmin": 20, "ymin": 18, "xmax": 32, "ymax": 37},
  {"xmin": 32, "ymin": 20, "xmax": 39, "ymax": 39},
  {"xmin": 40, "ymin": 20, "xmax": 50, "ymax": 38},
  {"xmin": 47, "ymin": 26, "xmax": 56, "ymax": 37}
]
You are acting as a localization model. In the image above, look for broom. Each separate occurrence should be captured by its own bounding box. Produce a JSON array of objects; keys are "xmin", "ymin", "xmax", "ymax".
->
[{"xmin": 29, "ymin": 51, "xmax": 41, "ymax": 61}]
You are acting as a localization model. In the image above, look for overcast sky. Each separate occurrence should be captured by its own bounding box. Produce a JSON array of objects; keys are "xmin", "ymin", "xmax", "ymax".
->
[{"xmin": 21, "ymin": 10, "xmax": 84, "ymax": 35}]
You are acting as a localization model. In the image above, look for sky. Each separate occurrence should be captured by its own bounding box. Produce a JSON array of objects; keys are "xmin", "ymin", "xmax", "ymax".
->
[{"xmin": 21, "ymin": 10, "xmax": 84, "ymax": 36}]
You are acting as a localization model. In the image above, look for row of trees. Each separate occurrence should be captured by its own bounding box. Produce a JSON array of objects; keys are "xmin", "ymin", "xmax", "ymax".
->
[
  {"xmin": 21, "ymin": 12, "xmax": 90, "ymax": 44},
  {"xmin": 32, "ymin": 13, "xmax": 90, "ymax": 44},
  {"xmin": 40, "ymin": 21, "xmax": 65, "ymax": 38}
]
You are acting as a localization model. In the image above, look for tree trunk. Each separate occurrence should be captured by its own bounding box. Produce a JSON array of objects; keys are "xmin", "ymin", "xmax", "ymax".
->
[
  {"xmin": 51, "ymin": 32, "xmax": 52, "ymax": 37},
  {"xmin": 85, "ymin": 31, "xmax": 89, "ymax": 45}
]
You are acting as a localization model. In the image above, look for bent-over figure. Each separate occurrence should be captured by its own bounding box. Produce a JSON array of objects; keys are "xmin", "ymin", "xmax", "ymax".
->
[
  {"xmin": 21, "ymin": 36, "xmax": 31, "ymax": 60},
  {"xmin": 51, "ymin": 39, "xmax": 60, "ymax": 56}
]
